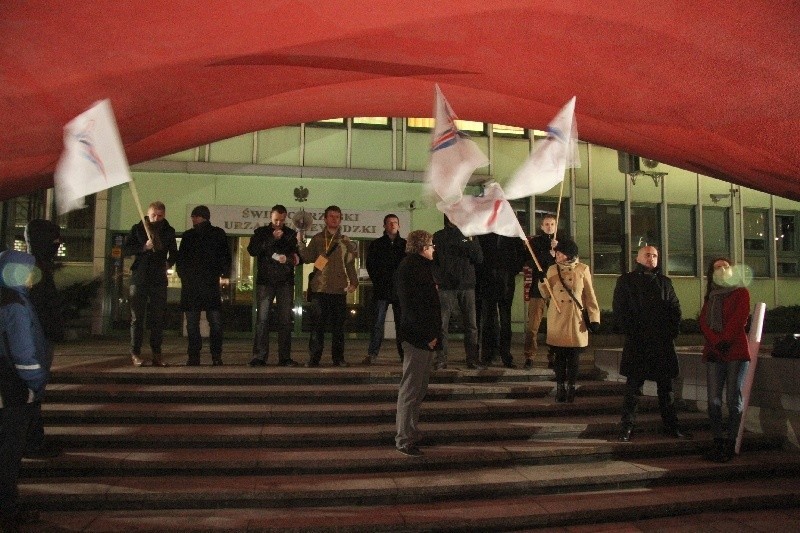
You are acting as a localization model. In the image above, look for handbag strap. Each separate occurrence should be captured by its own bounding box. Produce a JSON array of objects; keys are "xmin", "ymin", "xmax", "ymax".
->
[{"xmin": 555, "ymin": 264, "xmax": 584, "ymax": 311}]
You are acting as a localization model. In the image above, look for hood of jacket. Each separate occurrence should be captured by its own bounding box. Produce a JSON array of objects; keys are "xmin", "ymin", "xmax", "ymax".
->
[{"xmin": 0, "ymin": 250, "xmax": 37, "ymax": 296}]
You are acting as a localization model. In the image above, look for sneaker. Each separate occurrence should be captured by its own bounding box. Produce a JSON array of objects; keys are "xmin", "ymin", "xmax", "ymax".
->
[
  {"xmin": 618, "ymin": 425, "xmax": 633, "ymax": 442},
  {"xmin": 523, "ymin": 358, "xmax": 533, "ymax": 370},
  {"xmin": 361, "ymin": 355, "xmax": 373, "ymax": 365},
  {"xmin": 279, "ymin": 359, "xmax": 300, "ymax": 367},
  {"xmin": 332, "ymin": 360, "xmax": 350, "ymax": 367},
  {"xmin": 131, "ymin": 354, "xmax": 143, "ymax": 367},
  {"xmin": 396, "ymin": 445, "xmax": 423, "ymax": 457},
  {"xmin": 466, "ymin": 362, "xmax": 487, "ymax": 370},
  {"xmin": 249, "ymin": 358, "xmax": 267, "ymax": 367},
  {"xmin": 434, "ymin": 362, "xmax": 448, "ymax": 370}
]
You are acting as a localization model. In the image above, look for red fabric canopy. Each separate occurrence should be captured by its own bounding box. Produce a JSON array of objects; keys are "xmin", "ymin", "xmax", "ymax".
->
[{"xmin": 2, "ymin": 1, "xmax": 799, "ymax": 200}]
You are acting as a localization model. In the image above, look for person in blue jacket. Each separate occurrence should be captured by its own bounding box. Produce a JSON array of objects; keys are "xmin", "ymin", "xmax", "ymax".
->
[{"xmin": 0, "ymin": 250, "xmax": 50, "ymax": 530}]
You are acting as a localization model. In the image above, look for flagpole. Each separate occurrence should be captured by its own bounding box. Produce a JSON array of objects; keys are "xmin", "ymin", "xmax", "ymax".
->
[
  {"xmin": 128, "ymin": 180, "xmax": 153, "ymax": 242},
  {"xmin": 554, "ymin": 167, "xmax": 569, "ymax": 230}
]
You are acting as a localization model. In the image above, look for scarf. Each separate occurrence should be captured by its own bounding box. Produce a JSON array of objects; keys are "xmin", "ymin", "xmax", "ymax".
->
[{"xmin": 706, "ymin": 284, "xmax": 737, "ymax": 333}]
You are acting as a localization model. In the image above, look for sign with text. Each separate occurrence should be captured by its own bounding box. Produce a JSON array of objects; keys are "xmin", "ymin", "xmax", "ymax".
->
[{"xmin": 186, "ymin": 205, "xmax": 410, "ymax": 239}]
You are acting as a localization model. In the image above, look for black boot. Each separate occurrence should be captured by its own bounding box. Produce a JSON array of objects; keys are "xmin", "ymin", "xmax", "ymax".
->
[
  {"xmin": 566, "ymin": 384, "xmax": 576, "ymax": 403},
  {"xmin": 703, "ymin": 438, "xmax": 727, "ymax": 462},
  {"xmin": 556, "ymin": 383, "xmax": 567, "ymax": 403}
]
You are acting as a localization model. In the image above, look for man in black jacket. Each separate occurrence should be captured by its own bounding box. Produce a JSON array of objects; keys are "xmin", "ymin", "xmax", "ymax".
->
[
  {"xmin": 613, "ymin": 245, "xmax": 687, "ymax": 441},
  {"xmin": 247, "ymin": 204, "xmax": 300, "ymax": 367},
  {"xmin": 176, "ymin": 205, "xmax": 231, "ymax": 366},
  {"xmin": 476, "ymin": 233, "xmax": 527, "ymax": 368},
  {"xmin": 364, "ymin": 214, "xmax": 406, "ymax": 365},
  {"xmin": 395, "ymin": 230, "xmax": 440, "ymax": 457},
  {"xmin": 432, "ymin": 215, "xmax": 484, "ymax": 370},
  {"xmin": 123, "ymin": 201, "xmax": 178, "ymax": 367},
  {"xmin": 524, "ymin": 214, "xmax": 559, "ymax": 369}
]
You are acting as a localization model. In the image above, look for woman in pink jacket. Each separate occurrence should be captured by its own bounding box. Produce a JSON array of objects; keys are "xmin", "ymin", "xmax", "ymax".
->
[{"xmin": 699, "ymin": 258, "xmax": 751, "ymax": 462}]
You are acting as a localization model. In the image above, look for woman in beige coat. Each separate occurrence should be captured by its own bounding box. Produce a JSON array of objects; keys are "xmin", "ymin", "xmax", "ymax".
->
[{"xmin": 538, "ymin": 239, "xmax": 600, "ymax": 402}]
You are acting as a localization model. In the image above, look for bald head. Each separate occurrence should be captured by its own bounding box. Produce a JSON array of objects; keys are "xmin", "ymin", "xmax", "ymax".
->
[{"xmin": 636, "ymin": 246, "xmax": 659, "ymax": 271}]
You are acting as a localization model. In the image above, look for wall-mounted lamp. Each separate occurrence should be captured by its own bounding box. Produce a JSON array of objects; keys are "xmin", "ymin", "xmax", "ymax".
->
[
  {"xmin": 629, "ymin": 171, "xmax": 667, "ymax": 187},
  {"xmin": 709, "ymin": 189, "xmax": 738, "ymax": 203}
]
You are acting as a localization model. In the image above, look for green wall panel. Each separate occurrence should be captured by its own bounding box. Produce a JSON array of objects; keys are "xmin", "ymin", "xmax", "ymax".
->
[
  {"xmin": 590, "ymin": 145, "xmax": 625, "ymax": 200},
  {"xmin": 304, "ymin": 127, "xmax": 347, "ymax": 168},
  {"xmin": 207, "ymin": 133, "xmax": 253, "ymax": 164},
  {"xmin": 257, "ymin": 127, "xmax": 301, "ymax": 166},
  {"xmin": 351, "ymin": 129, "xmax": 393, "ymax": 170}
]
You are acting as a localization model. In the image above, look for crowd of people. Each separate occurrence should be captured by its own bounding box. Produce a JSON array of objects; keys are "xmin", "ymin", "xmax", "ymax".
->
[{"xmin": 0, "ymin": 204, "xmax": 754, "ymax": 528}]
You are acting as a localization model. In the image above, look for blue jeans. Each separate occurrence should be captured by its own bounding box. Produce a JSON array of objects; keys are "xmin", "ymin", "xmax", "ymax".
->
[
  {"xmin": 129, "ymin": 283, "xmax": 168, "ymax": 355},
  {"xmin": 185, "ymin": 309, "xmax": 223, "ymax": 361},
  {"xmin": 253, "ymin": 283, "xmax": 294, "ymax": 362},
  {"xmin": 706, "ymin": 359, "xmax": 750, "ymax": 439},
  {"xmin": 367, "ymin": 299, "xmax": 403, "ymax": 360}
]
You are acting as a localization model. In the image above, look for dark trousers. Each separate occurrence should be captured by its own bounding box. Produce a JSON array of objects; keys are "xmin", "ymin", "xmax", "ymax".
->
[
  {"xmin": 1, "ymin": 403, "xmax": 33, "ymax": 516},
  {"xmin": 129, "ymin": 283, "xmax": 168, "ymax": 355},
  {"xmin": 253, "ymin": 283, "xmax": 294, "ymax": 362},
  {"xmin": 368, "ymin": 299, "xmax": 403, "ymax": 360},
  {"xmin": 437, "ymin": 289, "xmax": 479, "ymax": 365},
  {"xmin": 308, "ymin": 292, "xmax": 347, "ymax": 363},
  {"xmin": 551, "ymin": 346, "xmax": 581, "ymax": 384},
  {"xmin": 479, "ymin": 280, "xmax": 515, "ymax": 365},
  {"xmin": 621, "ymin": 376, "xmax": 678, "ymax": 429},
  {"xmin": 185, "ymin": 309, "xmax": 223, "ymax": 362}
]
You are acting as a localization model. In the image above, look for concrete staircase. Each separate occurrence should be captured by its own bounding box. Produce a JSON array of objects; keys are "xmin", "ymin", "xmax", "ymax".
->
[{"xmin": 20, "ymin": 340, "xmax": 800, "ymax": 532}]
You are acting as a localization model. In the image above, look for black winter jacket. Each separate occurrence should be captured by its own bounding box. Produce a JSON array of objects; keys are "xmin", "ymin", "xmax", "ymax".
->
[
  {"xmin": 396, "ymin": 254, "xmax": 441, "ymax": 351},
  {"xmin": 432, "ymin": 225, "xmax": 483, "ymax": 290},
  {"xmin": 365, "ymin": 233, "xmax": 406, "ymax": 301},
  {"xmin": 123, "ymin": 219, "xmax": 178, "ymax": 287},
  {"xmin": 613, "ymin": 264, "xmax": 682, "ymax": 380},
  {"xmin": 247, "ymin": 224, "xmax": 299, "ymax": 285},
  {"xmin": 176, "ymin": 221, "xmax": 231, "ymax": 311}
]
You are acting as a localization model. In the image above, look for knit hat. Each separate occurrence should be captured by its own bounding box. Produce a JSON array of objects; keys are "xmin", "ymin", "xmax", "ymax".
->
[
  {"xmin": 191, "ymin": 205, "xmax": 211, "ymax": 220},
  {"xmin": 555, "ymin": 239, "xmax": 579, "ymax": 260}
]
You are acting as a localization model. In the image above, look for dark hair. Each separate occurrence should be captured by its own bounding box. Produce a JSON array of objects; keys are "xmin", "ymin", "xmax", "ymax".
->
[
  {"xmin": 704, "ymin": 257, "xmax": 732, "ymax": 301},
  {"xmin": 271, "ymin": 204, "xmax": 287, "ymax": 215},
  {"xmin": 383, "ymin": 214, "xmax": 399, "ymax": 225},
  {"xmin": 324, "ymin": 205, "xmax": 342, "ymax": 217}
]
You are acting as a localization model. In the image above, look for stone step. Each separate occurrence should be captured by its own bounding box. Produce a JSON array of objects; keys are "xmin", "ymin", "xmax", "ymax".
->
[
  {"xmin": 44, "ymin": 380, "xmax": 624, "ymax": 404},
  {"xmin": 21, "ymin": 432, "xmax": 781, "ymax": 478},
  {"xmin": 40, "ymin": 395, "xmax": 662, "ymax": 425},
  {"xmin": 41, "ymin": 412, "xmax": 710, "ymax": 449},
  {"xmin": 19, "ymin": 449, "xmax": 800, "ymax": 514}
]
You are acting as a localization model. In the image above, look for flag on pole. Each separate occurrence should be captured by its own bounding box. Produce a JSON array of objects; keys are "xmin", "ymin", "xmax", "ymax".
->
[
  {"xmin": 424, "ymin": 85, "xmax": 489, "ymax": 205},
  {"xmin": 503, "ymin": 96, "xmax": 580, "ymax": 200},
  {"xmin": 54, "ymin": 99, "xmax": 132, "ymax": 215},
  {"xmin": 439, "ymin": 182, "xmax": 526, "ymax": 239}
]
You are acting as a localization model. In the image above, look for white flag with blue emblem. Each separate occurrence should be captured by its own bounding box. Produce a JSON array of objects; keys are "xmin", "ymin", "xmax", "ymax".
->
[
  {"xmin": 503, "ymin": 96, "xmax": 579, "ymax": 200},
  {"xmin": 54, "ymin": 99, "xmax": 132, "ymax": 214},
  {"xmin": 424, "ymin": 85, "xmax": 489, "ymax": 205}
]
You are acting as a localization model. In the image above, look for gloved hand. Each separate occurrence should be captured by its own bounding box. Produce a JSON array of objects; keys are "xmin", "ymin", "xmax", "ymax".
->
[
  {"xmin": 535, "ymin": 270, "xmax": 546, "ymax": 282},
  {"xmin": 588, "ymin": 322, "xmax": 601, "ymax": 333},
  {"xmin": 715, "ymin": 340, "xmax": 732, "ymax": 354}
]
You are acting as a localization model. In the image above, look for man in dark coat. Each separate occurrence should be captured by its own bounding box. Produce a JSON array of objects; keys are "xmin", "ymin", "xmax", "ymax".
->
[
  {"xmin": 432, "ymin": 215, "xmax": 484, "ymax": 370},
  {"xmin": 524, "ymin": 213, "xmax": 559, "ymax": 369},
  {"xmin": 176, "ymin": 205, "xmax": 231, "ymax": 366},
  {"xmin": 22, "ymin": 219, "xmax": 63, "ymax": 459},
  {"xmin": 247, "ymin": 204, "xmax": 300, "ymax": 367},
  {"xmin": 476, "ymin": 233, "xmax": 527, "ymax": 368},
  {"xmin": 123, "ymin": 201, "xmax": 178, "ymax": 367},
  {"xmin": 394, "ymin": 230, "xmax": 441, "ymax": 456},
  {"xmin": 613, "ymin": 245, "xmax": 687, "ymax": 441},
  {"xmin": 364, "ymin": 214, "xmax": 406, "ymax": 365}
]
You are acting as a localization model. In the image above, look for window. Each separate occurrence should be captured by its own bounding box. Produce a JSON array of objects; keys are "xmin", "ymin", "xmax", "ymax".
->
[
  {"xmin": 667, "ymin": 206, "xmax": 696, "ymax": 276},
  {"xmin": 306, "ymin": 118, "xmax": 346, "ymax": 128},
  {"xmin": 703, "ymin": 206, "xmax": 730, "ymax": 266},
  {"xmin": 55, "ymin": 195, "xmax": 96, "ymax": 262},
  {"xmin": 743, "ymin": 208, "xmax": 770, "ymax": 277},
  {"xmin": 407, "ymin": 118, "xmax": 486, "ymax": 135},
  {"xmin": 352, "ymin": 117, "xmax": 391, "ymax": 129},
  {"xmin": 630, "ymin": 203, "xmax": 661, "ymax": 266},
  {"xmin": 776, "ymin": 212, "xmax": 799, "ymax": 276},
  {"xmin": 593, "ymin": 201, "xmax": 625, "ymax": 274},
  {"xmin": 492, "ymin": 124, "xmax": 527, "ymax": 138}
]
